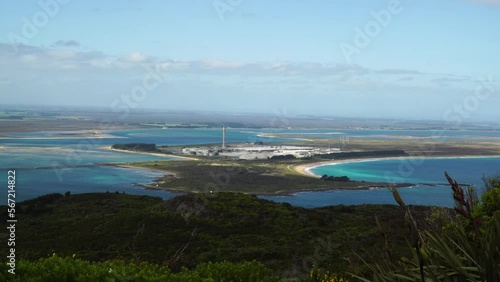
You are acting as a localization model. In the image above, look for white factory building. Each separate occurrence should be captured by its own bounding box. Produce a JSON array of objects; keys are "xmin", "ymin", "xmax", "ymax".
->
[{"xmin": 181, "ymin": 127, "xmax": 340, "ymax": 159}]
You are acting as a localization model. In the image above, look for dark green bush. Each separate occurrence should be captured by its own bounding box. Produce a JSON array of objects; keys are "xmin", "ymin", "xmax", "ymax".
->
[{"xmin": 1, "ymin": 256, "xmax": 279, "ymax": 282}]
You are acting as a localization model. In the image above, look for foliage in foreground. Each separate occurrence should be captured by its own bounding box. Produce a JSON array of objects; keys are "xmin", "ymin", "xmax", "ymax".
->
[
  {"xmin": 307, "ymin": 268, "xmax": 351, "ymax": 282},
  {"xmin": 0, "ymin": 192, "xmax": 426, "ymax": 279},
  {"xmin": 356, "ymin": 173, "xmax": 500, "ymax": 281},
  {"xmin": 6, "ymin": 171, "xmax": 498, "ymax": 280},
  {"xmin": 1, "ymin": 255, "xmax": 279, "ymax": 282}
]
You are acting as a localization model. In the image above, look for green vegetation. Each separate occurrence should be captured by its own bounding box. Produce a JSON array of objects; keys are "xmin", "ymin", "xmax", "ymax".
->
[
  {"xmin": 320, "ymin": 175, "xmax": 351, "ymax": 182},
  {"xmin": 474, "ymin": 175, "xmax": 500, "ymax": 223},
  {"xmin": 0, "ymin": 192, "xmax": 431, "ymax": 280},
  {"xmin": 357, "ymin": 174, "xmax": 500, "ymax": 281},
  {"xmin": 1, "ymin": 173, "xmax": 499, "ymax": 280},
  {"xmin": 0, "ymin": 255, "xmax": 278, "ymax": 282},
  {"xmin": 131, "ymin": 159, "xmax": 392, "ymax": 195},
  {"xmin": 111, "ymin": 143, "xmax": 159, "ymax": 152},
  {"xmin": 270, "ymin": 155, "xmax": 297, "ymax": 160},
  {"xmin": 107, "ymin": 143, "xmax": 414, "ymax": 195}
]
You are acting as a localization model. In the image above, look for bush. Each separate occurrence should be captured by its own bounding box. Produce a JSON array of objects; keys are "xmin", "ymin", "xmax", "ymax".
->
[
  {"xmin": 473, "ymin": 175, "xmax": 500, "ymax": 223},
  {"xmin": 355, "ymin": 172, "xmax": 500, "ymax": 281},
  {"xmin": 1, "ymin": 255, "xmax": 279, "ymax": 282},
  {"xmin": 111, "ymin": 143, "xmax": 158, "ymax": 152}
]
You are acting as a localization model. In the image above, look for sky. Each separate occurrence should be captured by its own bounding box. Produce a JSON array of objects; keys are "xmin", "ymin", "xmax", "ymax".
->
[{"xmin": 0, "ymin": 0, "xmax": 499, "ymax": 122}]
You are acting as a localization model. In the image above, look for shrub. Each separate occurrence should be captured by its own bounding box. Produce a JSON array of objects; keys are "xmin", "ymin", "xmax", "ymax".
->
[
  {"xmin": 354, "ymin": 172, "xmax": 500, "ymax": 281},
  {"xmin": 1, "ymin": 256, "xmax": 279, "ymax": 282}
]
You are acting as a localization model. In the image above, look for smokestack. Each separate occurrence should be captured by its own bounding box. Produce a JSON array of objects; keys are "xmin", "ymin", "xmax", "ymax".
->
[{"xmin": 222, "ymin": 126, "xmax": 226, "ymax": 149}]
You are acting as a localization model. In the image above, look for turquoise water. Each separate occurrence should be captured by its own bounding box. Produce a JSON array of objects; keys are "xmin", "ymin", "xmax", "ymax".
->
[
  {"xmin": 12, "ymin": 166, "xmax": 178, "ymax": 201},
  {"xmin": 259, "ymin": 157, "xmax": 500, "ymax": 208},
  {"xmin": 310, "ymin": 157, "xmax": 500, "ymax": 186},
  {"xmin": 0, "ymin": 128, "xmax": 296, "ymax": 202},
  {"xmin": 1, "ymin": 128, "xmax": 499, "ymax": 207}
]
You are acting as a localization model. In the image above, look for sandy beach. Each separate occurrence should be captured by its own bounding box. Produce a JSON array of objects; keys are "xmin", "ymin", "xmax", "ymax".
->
[
  {"xmin": 294, "ymin": 155, "xmax": 500, "ymax": 178},
  {"xmin": 103, "ymin": 162, "xmax": 175, "ymax": 175},
  {"xmin": 256, "ymin": 133, "xmax": 314, "ymax": 142},
  {"xmin": 103, "ymin": 146, "xmax": 199, "ymax": 161}
]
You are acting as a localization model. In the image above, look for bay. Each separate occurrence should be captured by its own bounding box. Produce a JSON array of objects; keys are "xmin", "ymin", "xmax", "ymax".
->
[
  {"xmin": 1, "ymin": 128, "xmax": 499, "ymax": 207},
  {"xmin": 260, "ymin": 157, "xmax": 500, "ymax": 208},
  {"xmin": 0, "ymin": 128, "xmax": 295, "ymax": 202}
]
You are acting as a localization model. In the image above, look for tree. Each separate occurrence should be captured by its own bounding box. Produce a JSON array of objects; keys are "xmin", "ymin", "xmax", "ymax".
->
[{"xmin": 474, "ymin": 175, "xmax": 500, "ymax": 223}]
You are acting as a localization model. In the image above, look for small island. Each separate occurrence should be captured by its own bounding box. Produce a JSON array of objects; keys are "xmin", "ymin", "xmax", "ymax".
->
[{"xmin": 111, "ymin": 143, "xmax": 159, "ymax": 152}]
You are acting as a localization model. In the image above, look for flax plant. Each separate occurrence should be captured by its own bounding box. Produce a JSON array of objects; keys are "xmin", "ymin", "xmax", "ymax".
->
[{"xmin": 354, "ymin": 173, "xmax": 500, "ymax": 282}]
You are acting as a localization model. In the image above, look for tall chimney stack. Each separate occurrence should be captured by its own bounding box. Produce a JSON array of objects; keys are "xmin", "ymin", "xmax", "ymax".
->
[{"xmin": 222, "ymin": 126, "xmax": 226, "ymax": 149}]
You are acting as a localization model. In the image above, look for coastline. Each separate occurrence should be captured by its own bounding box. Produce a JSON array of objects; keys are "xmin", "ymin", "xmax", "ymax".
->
[
  {"xmin": 102, "ymin": 162, "xmax": 177, "ymax": 175},
  {"xmin": 256, "ymin": 133, "xmax": 314, "ymax": 142},
  {"xmin": 133, "ymin": 183, "xmax": 409, "ymax": 197},
  {"xmin": 102, "ymin": 147, "xmax": 500, "ymax": 197},
  {"xmin": 103, "ymin": 146, "xmax": 199, "ymax": 161},
  {"xmin": 106, "ymin": 159, "xmax": 410, "ymax": 196},
  {"xmin": 0, "ymin": 132, "xmax": 123, "ymax": 139},
  {"xmin": 295, "ymin": 154, "xmax": 500, "ymax": 178},
  {"xmin": 103, "ymin": 163, "xmax": 183, "ymax": 193},
  {"xmin": 136, "ymin": 181, "xmax": 418, "ymax": 196},
  {"xmin": 264, "ymin": 184, "xmax": 411, "ymax": 196}
]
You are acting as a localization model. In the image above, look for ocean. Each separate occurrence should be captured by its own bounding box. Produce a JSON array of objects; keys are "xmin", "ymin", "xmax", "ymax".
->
[
  {"xmin": 260, "ymin": 157, "xmax": 500, "ymax": 208},
  {"xmin": 1, "ymin": 128, "xmax": 500, "ymax": 207},
  {"xmin": 0, "ymin": 128, "xmax": 295, "ymax": 203}
]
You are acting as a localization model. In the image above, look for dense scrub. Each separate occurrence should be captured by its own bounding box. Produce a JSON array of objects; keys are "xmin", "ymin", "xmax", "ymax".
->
[
  {"xmin": 358, "ymin": 174, "xmax": 500, "ymax": 281},
  {"xmin": 111, "ymin": 143, "xmax": 158, "ymax": 152},
  {"xmin": 0, "ymin": 192, "xmax": 429, "ymax": 279},
  {"xmin": 133, "ymin": 160, "xmax": 390, "ymax": 194},
  {"xmin": 3, "ymin": 173, "xmax": 496, "ymax": 280},
  {"xmin": 0, "ymin": 256, "xmax": 279, "ymax": 282}
]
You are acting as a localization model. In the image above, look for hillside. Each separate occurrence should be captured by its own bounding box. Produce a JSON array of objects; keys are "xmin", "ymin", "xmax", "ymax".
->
[{"xmin": 0, "ymin": 192, "xmax": 432, "ymax": 279}]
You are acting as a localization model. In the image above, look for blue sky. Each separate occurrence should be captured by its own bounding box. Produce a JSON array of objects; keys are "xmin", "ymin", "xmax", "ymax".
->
[{"xmin": 0, "ymin": 0, "xmax": 499, "ymax": 121}]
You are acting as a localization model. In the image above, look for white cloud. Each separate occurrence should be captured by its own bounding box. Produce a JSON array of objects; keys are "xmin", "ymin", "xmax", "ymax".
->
[
  {"xmin": 397, "ymin": 76, "xmax": 414, "ymax": 81},
  {"xmin": 201, "ymin": 59, "xmax": 245, "ymax": 69},
  {"xmin": 20, "ymin": 54, "xmax": 38, "ymax": 63},
  {"xmin": 124, "ymin": 52, "xmax": 148, "ymax": 63},
  {"xmin": 377, "ymin": 69, "xmax": 423, "ymax": 75},
  {"xmin": 0, "ymin": 42, "xmax": 473, "ymax": 92},
  {"xmin": 52, "ymin": 40, "xmax": 81, "ymax": 47},
  {"xmin": 47, "ymin": 49, "xmax": 78, "ymax": 60}
]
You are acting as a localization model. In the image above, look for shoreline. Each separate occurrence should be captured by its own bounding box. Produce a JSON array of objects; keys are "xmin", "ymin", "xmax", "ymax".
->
[
  {"xmin": 102, "ymin": 147, "xmax": 500, "ymax": 197},
  {"xmin": 256, "ymin": 133, "xmax": 314, "ymax": 142},
  {"xmin": 133, "ymin": 182, "xmax": 413, "ymax": 197},
  {"xmin": 103, "ymin": 146, "xmax": 199, "ymax": 161},
  {"xmin": 106, "ymin": 160, "xmax": 413, "ymax": 196},
  {"xmin": 0, "ymin": 130, "xmax": 123, "ymax": 139},
  {"xmin": 102, "ymin": 162, "xmax": 177, "ymax": 175},
  {"xmin": 295, "ymin": 154, "xmax": 500, "ymax": 177},
  {"xmin": 0, "ymin": 135, "xmax": 122, "ymax": 140}
]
